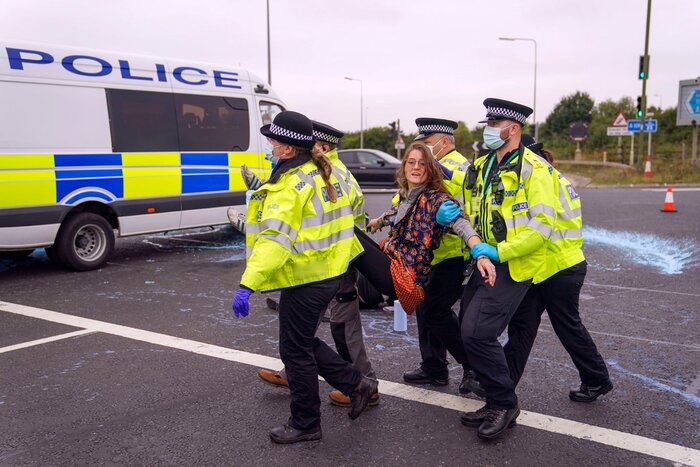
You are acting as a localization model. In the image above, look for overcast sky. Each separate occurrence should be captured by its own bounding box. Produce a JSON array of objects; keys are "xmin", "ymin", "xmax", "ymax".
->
[{"xmin": 2, "ymin": 0, "xmax": 699, "ymax": 134}]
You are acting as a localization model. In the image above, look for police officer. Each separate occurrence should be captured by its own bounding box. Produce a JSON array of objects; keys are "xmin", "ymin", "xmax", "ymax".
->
[
  {"xmin": 458, "ymin": 99, "xmax": 557, "ymax": 439},
  {"xmin": 401, "ymin": 118, "xmax": 477, "ymax": 394},
  {"xmin": 503, "ymin": 135, "xmax": 613, "ymax": 402},
  {"xmin": 257, "ymin": 122, "xmax": 379, "ymax": 407},
  {"xmin": 231, "ymin": 111, "xmax": 377, "ymax": 444},
  {"xmin": 313, "ymin": 120, "xmax": 379, "ymax": 407}
]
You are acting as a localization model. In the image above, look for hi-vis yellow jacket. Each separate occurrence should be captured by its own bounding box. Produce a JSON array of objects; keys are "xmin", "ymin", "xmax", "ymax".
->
[
  {"xmin": 533, "ymin": 162, "xmax": 585, "ymax": 283},
  {"xmin": 326, "ymin": 148, "xmax": 366, "ymax": 229},
  {"xmin": 432, "ymin": 150, "xmax": 471, "ymax": 264},
  {"xmin": 467, "ymin": 147, "xmax": 556, "ymax": 283},
  {"xmin": 241, "ymin": 158, "xmax": 362, "ymax": 292}
]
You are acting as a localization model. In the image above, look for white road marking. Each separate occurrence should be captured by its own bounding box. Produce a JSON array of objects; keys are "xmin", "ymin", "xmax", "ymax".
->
[
  {"xmin": 586, "ymin": 282, "xmax": 700, "ymax": 298},
  {"xmin": 539, "ymin": 326, "xmax": 700, "ymax": 350},
  {"xmin": 0, "ymin": 329, "xmax": 94, "ymax": 354},
  {"xmin": 1, "ymin": 301, "xmax": 698, "ymax": 467}
]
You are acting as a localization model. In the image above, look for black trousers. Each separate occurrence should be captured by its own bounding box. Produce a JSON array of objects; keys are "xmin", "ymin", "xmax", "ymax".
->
[
  {"xmin": 460, "ymin": 261, "xmax": 531, "ymax": 409},
  {"xmin": 504, "ymin": 261, "xmax": 610, "ymax": 387},
  {"xmin": 278, "ymin": 276, "xmax": 362, "ymax": 431},
  {"xmin": 416, "ymin": 257, "xmax": 469, "ymax": 378}
]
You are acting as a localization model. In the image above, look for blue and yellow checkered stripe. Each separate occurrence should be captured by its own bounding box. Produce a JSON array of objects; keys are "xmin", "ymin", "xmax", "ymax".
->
[{"xmin": 0, "ymin": 152, "xmax": 267, "ymax": 208}]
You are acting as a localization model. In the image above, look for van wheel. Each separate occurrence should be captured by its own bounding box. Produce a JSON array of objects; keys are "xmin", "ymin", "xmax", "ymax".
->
[{"xmin": 53, "ymin": 213, "xmax": 115, "ymax": 271}]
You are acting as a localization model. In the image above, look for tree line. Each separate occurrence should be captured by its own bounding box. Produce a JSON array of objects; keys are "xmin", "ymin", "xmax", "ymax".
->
[{"xmin": 339, "ymin": 91, "xmax": 695, "ymax": 164}]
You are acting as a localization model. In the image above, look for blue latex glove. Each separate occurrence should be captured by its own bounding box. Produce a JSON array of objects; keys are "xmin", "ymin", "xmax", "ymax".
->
[
  {"xmin": 232, "ymin": 286, "xmax": 253, "ymax": 318},
  {"xmin": 436, "ymin": 201, "xmax": 461, "ymax": 226},
  {"xmin": 470, "ymin": 243, "xmax": 500, "ymax": 262},
  {"xmin": 438, "ymin": 162, "xmax": 454, "ymax": 179}
]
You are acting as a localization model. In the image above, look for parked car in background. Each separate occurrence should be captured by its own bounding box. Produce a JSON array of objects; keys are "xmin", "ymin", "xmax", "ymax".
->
[{"xmin": 337, "ymin": 149, "xmax": 400, "ymax": 187}]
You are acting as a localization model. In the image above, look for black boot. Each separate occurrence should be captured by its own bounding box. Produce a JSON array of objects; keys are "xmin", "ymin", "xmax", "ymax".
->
[
  {"xmin": 477, "ymin": 407, "xmax": 520, "ymax": 439},
  {"xmin": 459, "ymin": 370, "xmax": 486, "ymax": 397},
  {"xmin": 403, "ymin": 367, "xmax": 449, "ymax": 386},
  {"xmin": 349, "ymin": 376, "xmax": 379, "ymax": 420},
  {"xmin": 269, "ymin": 423, "xmax": 322, "ymax": 444},
  {"xmin": 569, "ymin": 381, "xmax": 613, "ymax": 402},
  {"xmin": 460, "ymin": 405, "xmax": 489, "ymax": 427}
]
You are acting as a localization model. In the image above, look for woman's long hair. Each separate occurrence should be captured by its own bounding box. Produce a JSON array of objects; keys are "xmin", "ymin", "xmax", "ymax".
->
[
  {"xmin": 295, "ymin": 145, "xmax": 337, "ymax": 202},
  {"xmin": 396, "ymin": 141, "xmax": 447, "ymax": 199}
]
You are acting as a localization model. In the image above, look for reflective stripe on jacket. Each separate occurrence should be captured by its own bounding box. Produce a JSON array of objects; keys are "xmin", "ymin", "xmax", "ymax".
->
[
  {"xmin": 468, "ymin": 147, "xmax": 556, "ymax": 283},
  {"xmin": 241, "ymin": 159, "xmax": 362, "ymax": 291}
]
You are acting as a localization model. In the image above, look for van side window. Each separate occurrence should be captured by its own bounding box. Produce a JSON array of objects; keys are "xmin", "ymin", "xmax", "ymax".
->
[
  {"xmin": 106, "ymin": 89, "xmax": 250, "ymax": 152},
  {"xmin": 175, "ymin": 95, "xmax": 250, "ymax": 151},
  {"xmin": 259, "ymin": 101, "xmax": 285, "ymax": 126},
  {"xmin": 106, "ymin": 89, "xmax": 179, "ymax": 152}
]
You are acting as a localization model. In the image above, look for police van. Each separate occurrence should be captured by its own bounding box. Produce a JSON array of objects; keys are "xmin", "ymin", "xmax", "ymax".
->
[{"xmin": 0, "ymin": 42, "xmax": 285, "ymax": 270}]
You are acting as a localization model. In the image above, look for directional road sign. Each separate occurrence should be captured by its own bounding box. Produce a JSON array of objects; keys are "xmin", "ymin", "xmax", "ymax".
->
[
  {"xmin": 677, "ymin": 78, "xmax": 700, "ymax": 126},
  {"xmin": 686, "ymin": 89, "xmax": 700, "ymax": 115},
  {"xmin": 627, "ymin": 119, "xmax": 657, "ymax": 133}
]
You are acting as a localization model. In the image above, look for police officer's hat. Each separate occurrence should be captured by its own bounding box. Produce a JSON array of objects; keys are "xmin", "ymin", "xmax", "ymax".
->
[
  {"xmin": 414, "ymin": 117, "xmax": 458, "ymax": 140},
  {"xmin": 312, "ymin": 120, "xmax": 344, "ymax": 145},
  {"xmin": 521, "ymin": 134, "xmax": 544, "ymax": 154},
  {"xmin": 479, "ymin": 98, "xmax": 533, "ymax": 125},
  {"xmin": 260, "ymin": 110, "xmax": 315, "ymax": 149}
]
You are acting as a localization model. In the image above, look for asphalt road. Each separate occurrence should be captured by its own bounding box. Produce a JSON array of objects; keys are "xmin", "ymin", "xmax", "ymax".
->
[{"xmin": 1, "ymin": 187, "xmax": 699, "ymax": 466}]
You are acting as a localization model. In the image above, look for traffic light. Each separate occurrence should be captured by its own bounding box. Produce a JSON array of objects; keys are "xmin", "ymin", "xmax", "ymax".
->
[
  {"xmin": 638, "ymin": 55, "xmax": 649, "ymax": 80},
  {"xmin": 388, "ymin": 121, "xmax": 398, "ymax": 140},
  {"xmin": 636, "ymin": 96, "xmax": 643, "ymax": 118}
]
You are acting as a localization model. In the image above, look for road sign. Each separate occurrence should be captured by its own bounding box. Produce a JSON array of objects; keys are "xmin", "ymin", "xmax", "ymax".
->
[
  {"xmin": 607, "ymin": 127, "xmax": 631, "ymax": 136},
  {"xmin": 627, "ymin": 119, "xmax": 657, "ymax": 132},
  {"xmin": 569, "ymin": 122, "xmax": 589, "ymax": 141},
  {"xmin": 677, "ymin": 78, "xmax": 700, "ymax": 126},
  {"xmin": 611, "ymin": 112, "xmax": 628, "ymax": 127},
  {"xmin": 394, "ymin": 136, "xmax": 405, "ymax": 150},
  {"xmin": 686, "ymin": 89, "xmax": 700, "ymax": 115}
]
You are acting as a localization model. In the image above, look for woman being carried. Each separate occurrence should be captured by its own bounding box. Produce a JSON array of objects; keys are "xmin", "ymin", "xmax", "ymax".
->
[{"xmin": 368, "ymin": 141, "xmax": 496, "ymax": 312}]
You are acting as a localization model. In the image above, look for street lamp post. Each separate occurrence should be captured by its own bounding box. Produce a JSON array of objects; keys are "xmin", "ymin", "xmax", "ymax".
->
[
  {"xmin": 499, "ymin": 37, "xmax": 538, "ymax": 141},
  {"xmin": 266, "ymin": 0, "xmax": 271, "ymax": 85},
  {"xmin": 344, "ymin": 76, "xmax": 364, "ymax": 148}
]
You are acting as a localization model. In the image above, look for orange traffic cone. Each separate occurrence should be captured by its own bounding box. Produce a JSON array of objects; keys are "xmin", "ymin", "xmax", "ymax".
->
[
  {"xmin": 644, "ymin": 154, "xmax": 652, "ymax": 179},
  {"xmin": 661, "ymin": 186, "xmax": 677, "ymax": 213}
]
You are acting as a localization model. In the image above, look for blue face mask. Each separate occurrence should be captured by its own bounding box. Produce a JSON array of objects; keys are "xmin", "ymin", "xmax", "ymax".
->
[
  {"xmin": 263, "ymin": 142, "xmax": 281, "ymax": 167},
  {"xmin": 483, "ymin": 124, "xmax": 513, "ymax": 150}
]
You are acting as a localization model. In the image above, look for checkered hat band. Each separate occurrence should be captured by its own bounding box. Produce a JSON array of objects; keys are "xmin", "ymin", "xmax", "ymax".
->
[
  {"xmin": 417, "ymin": 124, "xmax": 454, "ymax": 135},
  {"xmin": 312, "ymin": 130, "xmax": 340, "ymax": 144},
  {"xmin": 486, "ymin": 106, "xmax": 527, "ymax": 124},
  {"xmin": 270, "ymin": 123, "xmax": 313, "ymax": 141}
]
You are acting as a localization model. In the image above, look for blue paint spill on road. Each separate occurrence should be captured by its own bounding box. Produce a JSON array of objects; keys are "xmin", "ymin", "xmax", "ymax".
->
[
  {"xmin": 584, "ymin": 226, "xmax": 699, "ymax": 275},
  {"xmin": 142, "ymin": 226, "xmax": 245, "ymax": 252},
  {"xmin": 608, "ymin": 359, "xmax": 700, "ymax": 408}
]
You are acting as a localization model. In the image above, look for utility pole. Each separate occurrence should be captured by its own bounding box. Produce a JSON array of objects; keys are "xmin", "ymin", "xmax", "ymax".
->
[
  {"xmin": 266, "ymin": 0, "xmax": 271, "ymax": 85},
  {"xmin": 638, "ymin": 0, "xmax": 652, "ymax": 165}
]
